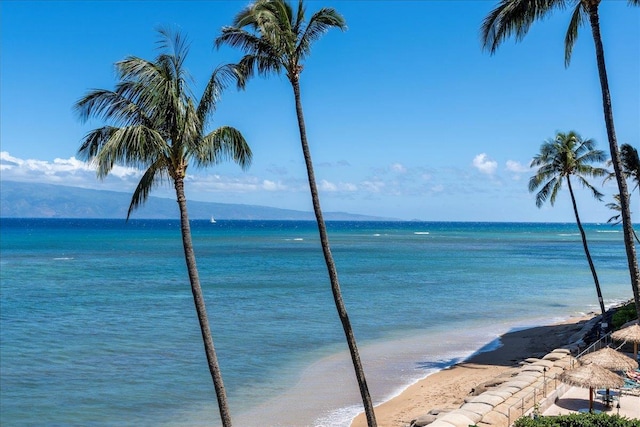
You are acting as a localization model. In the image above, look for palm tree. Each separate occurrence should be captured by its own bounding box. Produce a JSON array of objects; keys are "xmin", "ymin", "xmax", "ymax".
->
[
  {"xmin": 605, "ymin": 195, "xmax": 640, "ymax": 243},
  {"xmin": 75, "ymin": 28, "xmax": 252, "ymax": 427},
  {"xmin": 605, "ymin": 144, "xmax": 640, "ymax": 243},
  {"xmin": 215, "ymin": 1, "xmax": 377, "ymax": 425},
  {"xmin": 605, "ymin": 144, "xmax": 640, "ymax": 195},
  {"xmin": 529, "ymin": 131, "xmax": 608, "ymax": 315},
  {"xmin": 481, "ymin": 0, "xmax": 640, "ymax": 321}
]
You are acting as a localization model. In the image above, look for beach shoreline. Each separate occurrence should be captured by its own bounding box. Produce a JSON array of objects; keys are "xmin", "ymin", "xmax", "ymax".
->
[{"xmin": 350, "ymin": 313, "xmax": 599, "ymax": 427}]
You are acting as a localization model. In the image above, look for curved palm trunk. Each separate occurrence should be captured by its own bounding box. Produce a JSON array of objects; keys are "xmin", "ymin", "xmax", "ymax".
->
[
  {"xmin": 290, "ymin": 76, "xmax": 378, "ymax": 427},
  {"xmin": 587, "ymin": 3, "xmax": 640, "ymax": 320},
  {"xmin": 567, "ymin": 177, "xmax": 606, "ymax": 316},
  {"xmin": 174, "ymin": 177, "xmax": 233, "ymax": 427}
]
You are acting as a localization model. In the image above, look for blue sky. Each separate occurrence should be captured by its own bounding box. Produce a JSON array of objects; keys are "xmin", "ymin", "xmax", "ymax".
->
[{"xmin": 1, "ymin": 1, "xmax": 638, "ymax": 221}]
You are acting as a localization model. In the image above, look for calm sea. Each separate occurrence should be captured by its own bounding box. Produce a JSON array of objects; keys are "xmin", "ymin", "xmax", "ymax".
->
[{"xmin": 0, "ymin": 219, "xmax": 634, "ymax": 426}]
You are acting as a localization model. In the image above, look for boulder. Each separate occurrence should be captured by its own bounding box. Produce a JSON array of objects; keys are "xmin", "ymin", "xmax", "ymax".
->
[
  {"xmin": 479, "ymin": 409, "xmax": 509, "ymax": 426},
  {"xmin": 501, "ymin": 380, "xmax": 532, "ymax": 389},
  {"xmin": 542, "ymin": 352, "xmax": 567, "ymax": 361},
  {"xmin": 484, "ymin": 390, "xmax": 514, "ymax": 399},
  {"xmin": 425, "ymin": 421, "xmax": 457, "ymax": 427},
  {"xmin": 469, "ymin": 393, "xmax": 505, "ymax": 406},
  {"xmin": 409, "ymin": 414, "xmax": 438, "ymax": 427},
  {"xmin": 437, "ymin": 412, "xmax": 478, "ymax": 427},
  {"xmin": 521, "ymin": 365, "xmax": 545, "ymax": 373},
  {"xmin": 531, "ymin": 360, "xmax": 555, "ymax": 368},
  {"xmin": 460, "ymin": 401, "xmax": 494, "ymax": 416},
  {"xmin": 455, "ymin": 409, "xmax": 483, "ymax": 423}
]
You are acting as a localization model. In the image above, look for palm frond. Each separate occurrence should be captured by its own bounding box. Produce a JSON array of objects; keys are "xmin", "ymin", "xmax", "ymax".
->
[
  {"xmin": 577, "ymin": 149, "xmax": 608, "ymax": 165},
  {"xmin": 621, "ymin": 144, "xmax": 640, "ymax": 191},
  {"xmin": 195, "ymin": 126, "xmax": 253, "ymax": 170},
  {"xmin": 576, "ymin": 175, "xmax": 605, "ymax": 200},
  {"xmin": 532, "ymin": 176, "xmax": 558, "ymax": 207},
  {"xmin": 74, "ymin": 89, "xmax": 145, "ymax": 127},
  {"xmin": 156, "ymin": 25, "xmax": 190, "ymax": 72},
  {"xmin": 297, "ymin": 7, "xmax": 346, "ymax": 61},
  {"xmin": 216, "ymin": 27, "xmax": 269, "ymax": 56},
  {"xmin": 564, "ymin": 2, "xmax": 586, "ymax": 66},
  {"xmin": 91, "ymin": 126, "xmax": 167, "ymax": 178},
  {"xmin": 481, "ymin": 0, "xmax": 567, "ymax": 54},
  {"xmin": 127, "ymin": 159, "xmax": 167, "ymax": 219},
  {"xmin": 233, "ymin": 2, "xmax": 260, "ymax": 28},
  {"xmin": 216, "ymin": 27, "xmax": 284, "ymax": 80},
  {"xmin": 197, "ymin": 64, "xmax": 241, "ymax": 124},
  {"xmin": 548, "ymin": 178, "xmax": 563, "ymax": 206},
  {"xmin": 294, "ymin": 0, "xmax": 306, "ymax": 34},
  {"xmin": 77, "ymin": 126, "xmax": 119, "ymax": 160}
]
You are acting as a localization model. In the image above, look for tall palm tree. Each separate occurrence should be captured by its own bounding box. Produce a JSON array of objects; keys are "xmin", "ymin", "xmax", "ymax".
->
[
  {"xmin": 215, "ymin": 1, "xmax": 377, "ymax": 425},
  {"xmin": 529, "ymin": 131, "xmax": 608, "ymax": 316},
  {"xmin": 75, "ymin": 28, "xmax": 252, "ymax": 427},
  {"xmin": 481, "ymin": 0, "xmax": 640, "ymax": 320}
]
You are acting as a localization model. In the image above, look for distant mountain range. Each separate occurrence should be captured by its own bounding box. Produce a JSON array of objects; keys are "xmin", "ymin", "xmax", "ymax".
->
[{"xmin": 0, "ymin": 181, "xmax": 394, "ymax": 221}]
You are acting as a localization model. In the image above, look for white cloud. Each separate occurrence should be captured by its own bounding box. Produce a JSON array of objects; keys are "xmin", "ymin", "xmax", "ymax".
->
[
  {"xmin": 0, "ymin": 151, "xmax": 22, "ymax": 168},
  {"xmin": 1, "ymin": 151, "xmax": 141, "ymax": 181},
  {"xmin": 262, "ymin": 180, "xmax": 287, "ymax": 191},
  {"xmin": 391, "ymin": 163, "xmax": 406, "ymax": 173},
  {"xmin": 506, "ymin": 160, "xmax": 530, "ymax": 173},
  {"xmin": 361, "ymin": 180, "xmax": 385, "ymax": 193},
  {"xmin": 472, "ymin": 153, "xmax": 498, "ymax": 175},
  {"xmin": 319, "ymin": 179, "xmax": 337, "ymax": 192}
]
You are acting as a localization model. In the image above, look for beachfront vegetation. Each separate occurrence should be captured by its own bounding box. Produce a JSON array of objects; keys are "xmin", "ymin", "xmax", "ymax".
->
[
  {"xmin": 74, "ymin": 28, "xmax": 252, "ymax": 427},
  {"xmin": 514, "ymin": 412, "xmax": 640, "ymax": 427},
  {"xmin": 528, "ymin": 131, "xmax": 608, "ymax": 316},
  {"xmin": 215, "ymin": 1, "xmax": 378, "ymax": 425},
  {"xmin": 481, "ymin": 0, "xmax": 640, "ymax": 325},
  {"xmin": 613, "ymin": 301, "xmax": 639, "ymax": 329}
]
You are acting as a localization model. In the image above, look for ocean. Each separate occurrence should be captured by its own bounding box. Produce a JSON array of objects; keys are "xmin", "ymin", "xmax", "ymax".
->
[{"xmin": 0, "ymin": 219, "xmax": 634, "ymax": 426}]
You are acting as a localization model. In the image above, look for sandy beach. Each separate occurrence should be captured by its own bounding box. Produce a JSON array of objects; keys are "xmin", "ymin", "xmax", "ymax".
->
[{"xmin": 351, "ymin": 314, "xmax": 597, "ymax": 427}]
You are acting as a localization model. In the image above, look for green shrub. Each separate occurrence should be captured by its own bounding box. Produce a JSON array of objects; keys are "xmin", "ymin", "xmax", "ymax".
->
[
  {"xmin": 513, "ymin": 413, "xmax": 640, "ymax": 427},
  {"xmin": 612, "ymin": 302, "xmax": 638, "ymax": 329}
]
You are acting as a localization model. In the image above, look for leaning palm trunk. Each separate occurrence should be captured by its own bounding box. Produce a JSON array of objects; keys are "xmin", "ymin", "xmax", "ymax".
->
[
  {"xmin": 175, "ymin": 177, "xmax": 233, "ymax": 427},
  {"xmin": 587, "ymin": 4, "xmax": 640, "ymax": 320},
  {"xmin": 291, "ymin": 77, "xmax": 378, "ymax": 427},
  {"xmin": 567, "ymin": 177, "xmax": 606, "ymax": 316}
]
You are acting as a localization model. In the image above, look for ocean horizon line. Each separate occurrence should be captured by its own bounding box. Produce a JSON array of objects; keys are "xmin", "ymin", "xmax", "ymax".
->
[{"xmin": 0, "ymin": 217, "xmax": 634, "ymax": 226}]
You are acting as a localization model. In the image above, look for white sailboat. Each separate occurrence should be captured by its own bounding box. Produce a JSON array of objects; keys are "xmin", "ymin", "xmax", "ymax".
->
[{"xmin": 210, "ymin": 216, "xmax": 216, "ymax": 224}]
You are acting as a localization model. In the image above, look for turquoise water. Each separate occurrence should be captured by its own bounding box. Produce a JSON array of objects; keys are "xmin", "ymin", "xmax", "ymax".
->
[{"xmin": 0, "ymin": 219, "xmax": 634, "ymax": 426}]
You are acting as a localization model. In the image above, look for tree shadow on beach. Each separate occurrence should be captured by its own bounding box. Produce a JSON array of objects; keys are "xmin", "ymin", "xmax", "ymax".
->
[{"xmin": 447, "ymin": 320, "xmax": 593, "ymax": 368}]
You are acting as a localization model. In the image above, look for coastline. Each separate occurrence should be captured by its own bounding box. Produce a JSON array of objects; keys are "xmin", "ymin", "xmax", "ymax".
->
[{"xmin": 350, "ymin": 313, "xmax": 598, "ymax": 427}]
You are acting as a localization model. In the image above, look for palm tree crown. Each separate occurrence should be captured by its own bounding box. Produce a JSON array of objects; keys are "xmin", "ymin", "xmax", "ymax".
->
[
  {"xmin": 215, "ymin": 0, "xmax": 346, "ymax": 84},
  {"xmin": 76, "ymin": 28, "xmax": 251, "ymax": 217},
  {"xmin": 482, "ymin": 0, "xmax": 639, "ymax": 67},
  {"xmin": 529, "ymin": 131, "xmax": 608, "ymax": 207}
]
